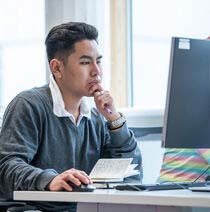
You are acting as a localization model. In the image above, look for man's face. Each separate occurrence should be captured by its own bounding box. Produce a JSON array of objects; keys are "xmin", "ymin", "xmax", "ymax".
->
[{"xmin": 58, "ymin": 39, "xmax": 103, "ymax": 98}]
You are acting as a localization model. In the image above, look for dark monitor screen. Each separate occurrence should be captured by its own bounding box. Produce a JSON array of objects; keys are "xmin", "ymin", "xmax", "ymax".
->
[{"xmin": 162, "ymin": 37, "xmax": 210, "ymax": 148}]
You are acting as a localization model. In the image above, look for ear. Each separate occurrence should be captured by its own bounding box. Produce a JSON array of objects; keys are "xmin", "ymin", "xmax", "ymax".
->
[{"xmin": 49, "ymin": 59, "xmax": 63, "ymax": 79}]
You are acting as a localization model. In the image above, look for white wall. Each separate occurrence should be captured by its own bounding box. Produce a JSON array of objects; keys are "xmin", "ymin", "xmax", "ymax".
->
[
  {"xmin": 138, "ymin": 140, "xmax": 164, "ymax": 184},
  {"xmin": 0, "ymin": 106, "xmax": 4, "ymax": 128},
  {"xmin": 124, "ymin": 108, "xmax": 164, "ymax": 184}
]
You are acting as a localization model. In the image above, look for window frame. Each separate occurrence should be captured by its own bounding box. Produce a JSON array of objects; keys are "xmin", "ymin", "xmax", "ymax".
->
[{"xmin": 110, "ymin": 0, "xmax": 163, "ymax": 128}]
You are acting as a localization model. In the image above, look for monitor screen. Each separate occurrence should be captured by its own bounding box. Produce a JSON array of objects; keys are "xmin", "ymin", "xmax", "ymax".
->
[{"xmin": 162, "ymin": 37, "xmax": 210, "ymax": 148}]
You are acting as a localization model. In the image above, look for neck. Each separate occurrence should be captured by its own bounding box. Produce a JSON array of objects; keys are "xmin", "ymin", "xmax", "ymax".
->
[
  {"xmin": 63, "ymin": 93, "xmax": 82, "ymax": 119},
  {"xmin": 66, "ymin": 98, "xmax": 81, "ymax": 124},
  {"xmin": 65, "ymin": 97, "xmax": 81, "ymax": 115},
  {"xmin": 55, "ymin": 78, "xmax": 83, "ymax": 122},
  {"xmin": 58, "ymin": 87, "xmax": 82, "ymax": 121}
]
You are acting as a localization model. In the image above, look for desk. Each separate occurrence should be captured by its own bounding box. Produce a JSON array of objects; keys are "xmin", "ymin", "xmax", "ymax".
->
[{"xmin": 14, "ymin": 189, "xmax": 210, "ymax": 212}]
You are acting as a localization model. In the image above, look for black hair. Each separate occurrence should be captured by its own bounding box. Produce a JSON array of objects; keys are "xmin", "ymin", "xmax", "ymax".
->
[{"xmin": 45, "ymin": 22, "xmax": 98, "ymax": 63}]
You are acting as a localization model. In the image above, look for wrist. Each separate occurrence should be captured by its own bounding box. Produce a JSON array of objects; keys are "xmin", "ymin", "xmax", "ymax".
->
[
  {"xmin": 107, "ymin": 112, "xmax": 126, "ymax": 130},
  {"xmin": 106, "ymin": 112, "xmax": 121, "ymax": 122}
]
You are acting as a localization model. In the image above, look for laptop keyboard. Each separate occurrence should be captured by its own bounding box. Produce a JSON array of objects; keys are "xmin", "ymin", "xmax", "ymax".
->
[{"xmin": 114, "ymin": 182, "xmax": 208, "ymax": 191}]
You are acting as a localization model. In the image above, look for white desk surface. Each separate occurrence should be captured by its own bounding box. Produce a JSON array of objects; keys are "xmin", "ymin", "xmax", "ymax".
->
[{"xmin": 14, "ymin": 189, "xmax": 210, "ymax": 208}]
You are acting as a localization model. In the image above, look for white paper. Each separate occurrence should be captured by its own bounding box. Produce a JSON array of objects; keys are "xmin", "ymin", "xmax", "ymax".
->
[{"xmin": 89, "ymin": 158, "xmax": 139, "ymax": 182}]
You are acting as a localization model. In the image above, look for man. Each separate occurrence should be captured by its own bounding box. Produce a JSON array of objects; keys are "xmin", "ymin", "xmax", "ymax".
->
[{"xmin": 0, "ymin": 22, "xmax": 142, "ymax": 211}]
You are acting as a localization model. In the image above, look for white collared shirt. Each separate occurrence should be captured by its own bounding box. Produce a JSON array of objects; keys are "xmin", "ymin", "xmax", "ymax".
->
[{"xmin": 49, "ymin": 75, "xmax": 91, "ymax": 126}]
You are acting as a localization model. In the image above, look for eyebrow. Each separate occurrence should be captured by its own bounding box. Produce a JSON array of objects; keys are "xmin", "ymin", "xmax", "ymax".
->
[{"xmin": 79, "ymin": 55, "xmax": 103, "ymax": 60}]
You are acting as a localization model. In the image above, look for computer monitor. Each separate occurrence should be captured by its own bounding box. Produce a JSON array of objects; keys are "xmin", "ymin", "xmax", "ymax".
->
[{"xmin": 162, "ymin": 37, "xmax": 210, "ymax": 148}]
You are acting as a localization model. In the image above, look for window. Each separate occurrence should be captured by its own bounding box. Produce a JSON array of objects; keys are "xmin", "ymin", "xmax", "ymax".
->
[
  {"xmin": 131, "ymin": 0, "xmax": 210, "ymax": 110},
  {"xmin": 0, "ymin": 0, "xmax": 45, "ymax": 108},
  {"xmin": 0, "ymin": 0, "xmax": 111, "ymax": 113}
]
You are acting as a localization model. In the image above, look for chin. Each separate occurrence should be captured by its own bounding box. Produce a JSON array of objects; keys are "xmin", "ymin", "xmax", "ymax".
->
[{"xmin": 85, "ymin": 94, "xmax": 92, "ymax": 97}]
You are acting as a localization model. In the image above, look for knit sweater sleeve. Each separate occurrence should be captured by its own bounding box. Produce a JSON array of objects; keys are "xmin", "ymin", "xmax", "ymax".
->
[
  {"xmin": 0, "ymin": 93, "xmax": 58, "ymax": 199},
  {"xmin": 101, "ymin": 120, "xmax": 142, "ymax": 181}
]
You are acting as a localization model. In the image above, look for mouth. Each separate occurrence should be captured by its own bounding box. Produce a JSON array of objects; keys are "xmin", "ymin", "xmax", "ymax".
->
[
  {"xmin": 87, "ymin": 79, "xmax": 101, "ymax": 94},
  {"xmin": 89, "ymin": 75, "xmax": 102, "ymax": 85},
  {"xmin": 88, "ymin": 79, "xmax": 101, "ymax": 86}
]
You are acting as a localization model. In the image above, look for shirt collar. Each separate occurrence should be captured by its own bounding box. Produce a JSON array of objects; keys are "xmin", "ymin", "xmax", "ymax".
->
[{"xmin": 49, "ymin": 75, "xmax": 91, "ymax": 123}]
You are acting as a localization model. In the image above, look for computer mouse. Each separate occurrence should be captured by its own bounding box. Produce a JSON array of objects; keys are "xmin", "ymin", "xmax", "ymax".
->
[{"xmin": 68, "ymin": 182, "xmax": 96, "ymax": 192}]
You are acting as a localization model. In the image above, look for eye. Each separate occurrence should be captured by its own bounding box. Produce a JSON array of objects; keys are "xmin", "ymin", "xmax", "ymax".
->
[
  {"xmin": 80, "ymin": 61, "xmax": 90, "ymax": 65},
  {"xmin": 97, "ymin": 60, "xmax": 101, "ymax": 64}
]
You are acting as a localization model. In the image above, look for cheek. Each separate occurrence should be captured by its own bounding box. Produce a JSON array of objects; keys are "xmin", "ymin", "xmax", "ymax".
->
[
  {"xmin": 99, "ymin": 66, "xmax": 103, "ymax": 75},
  {"xmin": 78, "ymin": 68, "xmax": 90, "ymax": 79},
  {"xmin": 64, "ymin": 64, "xmax": 90, "ymax": 83}
]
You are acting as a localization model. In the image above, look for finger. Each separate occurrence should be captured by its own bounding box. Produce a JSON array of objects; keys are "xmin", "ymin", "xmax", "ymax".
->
[
  {"xmin": 63, "ymin": 169, "xmax": 90, "ymax": 184},
  {"xmin": 80, "ymin": 171, "xmax": 93, "ymax": 183},
  {"xmin": 89, "ymin": 84, "xmax": 103, "ymax": 95},
  {"xmin": 73, "ymin": 171, "xmax": 91, "ymax": 184},
  {"xmin": 94, "ymin": 90, "xmax": 104, "ymax": 97},
  {"xmin": 97, "ymin": 94, "xmax": 112, "ymax": 109},
  {"xmin": 61, "ymin": 181, "xmax": 73, "ymax": 191},
  {"xmin": 48, "ymin": 175, "xmax": 74, "ymax": 191},
  {"xmin": 62, "ymin": 171, "xmax": 81, "ymax": 185}
]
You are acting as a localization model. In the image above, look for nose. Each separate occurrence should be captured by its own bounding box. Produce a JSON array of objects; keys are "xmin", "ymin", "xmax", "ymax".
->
[{"xmin": 91, "ymin": 62, "xmax": 101, "ymax": 77}]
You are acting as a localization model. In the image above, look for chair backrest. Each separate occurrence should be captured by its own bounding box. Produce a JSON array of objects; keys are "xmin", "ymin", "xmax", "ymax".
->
[{"xmin": 0, "ymin": 199, "xmax": 26, "ymax": 212}]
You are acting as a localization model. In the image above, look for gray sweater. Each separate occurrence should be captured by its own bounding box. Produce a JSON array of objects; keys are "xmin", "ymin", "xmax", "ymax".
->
[{"xmin": 0, "ymin": 85, "xmax": 142, "ymax": 211}]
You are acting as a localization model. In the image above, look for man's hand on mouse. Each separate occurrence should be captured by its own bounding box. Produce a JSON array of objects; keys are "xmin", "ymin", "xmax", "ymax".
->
[{"xmin": 47, "ymin": 168, "xmax": 92, "ymax": 191}]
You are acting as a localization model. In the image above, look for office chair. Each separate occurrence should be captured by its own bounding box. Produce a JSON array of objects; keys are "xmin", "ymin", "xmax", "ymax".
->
[
  {"xmin": 0, "ymin": 199, "xmax": 25, "ymax": 212},
  {"xmin": 0, "ymin": 199, "xmax": 40, "ymax": 212}
]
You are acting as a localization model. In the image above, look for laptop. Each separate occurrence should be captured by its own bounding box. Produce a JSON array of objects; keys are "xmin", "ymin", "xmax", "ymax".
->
[{"xmin": 189, "ymin": 186, "xmax": 210, "ymax": 192}]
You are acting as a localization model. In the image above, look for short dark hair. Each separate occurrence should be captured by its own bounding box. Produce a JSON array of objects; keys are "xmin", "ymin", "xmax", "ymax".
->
[{"xmin": 45, "ymin": 22, "xmax": 98, "ymax": 63}]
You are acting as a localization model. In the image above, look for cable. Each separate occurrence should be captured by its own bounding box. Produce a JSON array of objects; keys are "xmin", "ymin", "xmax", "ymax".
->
[
  {"xmin": 128, "ymin": 185, "xmax": 143, "ymax": 191},
  {"xmin": 159, "ymin": 181, "xmax": 189, "ymax": 190},
  {"xmin": 159, "ymin": 181, "xmax": 188, "ymax": 189},
  {"xmin": 191, "ymin": 165, "xmax": 210, "ymax": 183}
]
